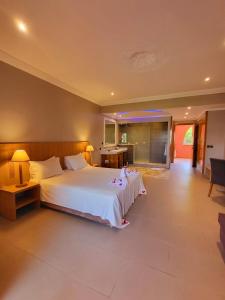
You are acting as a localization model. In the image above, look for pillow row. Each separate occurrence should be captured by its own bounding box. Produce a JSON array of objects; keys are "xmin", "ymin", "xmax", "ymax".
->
[{"xmin": 30, "ymin": 153, "xmax": 88, "ymax": 181}]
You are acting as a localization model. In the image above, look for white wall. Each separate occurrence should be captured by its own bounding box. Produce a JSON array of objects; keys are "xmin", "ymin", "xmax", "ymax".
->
[{"xmin": 205, "ymin": 110, "xmax": 225, "ymax": 170}]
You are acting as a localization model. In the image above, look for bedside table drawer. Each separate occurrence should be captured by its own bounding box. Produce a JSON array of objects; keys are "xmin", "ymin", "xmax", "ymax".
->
[{"xmin": 15, "ymin": 187, "xmax": 40, "ymax": 209}]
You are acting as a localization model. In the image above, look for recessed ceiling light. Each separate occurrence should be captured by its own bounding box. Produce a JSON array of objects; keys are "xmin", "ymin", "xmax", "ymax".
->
[
  {"xmin": 187, "ymin": 106, "xmax": 191, "ymax": 110},
  {"xmin": 16, "ymin": 20, "xmax": 28, "ymax": 33},
  {"xmin": 204, "ymin": 77, "xmax": 210, "ymax": 82},
  {"xmin": 184, "ymin": 116, "xmax": 187, "ymax": 119},
  {"xmin": 185, "ymin": 112, "xmax": 189, "ymax": 115},
  {"xmin": 110, "ymin": 92, "xmax": 115, "ymax": 96}
]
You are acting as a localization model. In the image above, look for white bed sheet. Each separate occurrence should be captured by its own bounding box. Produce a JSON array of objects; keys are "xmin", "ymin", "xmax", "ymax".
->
[{"xmin": 40, "ymin": 166, "xmax": 145, "ymax": 228}]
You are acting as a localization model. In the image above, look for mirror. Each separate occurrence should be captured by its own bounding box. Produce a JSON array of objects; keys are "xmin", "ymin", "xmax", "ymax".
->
[{"xmin": 104, "ymin": 118, "xmax": 116, "ymax": 146}]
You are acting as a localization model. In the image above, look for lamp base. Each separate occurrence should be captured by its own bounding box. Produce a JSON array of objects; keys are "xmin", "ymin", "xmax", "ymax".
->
[
  {"xmin": 16, "ymin": 163, "xmax": 28, "ymax": 188},
  {"xmin": 15, "ymin": 183, "xmax": 28, "ymax": 188}
]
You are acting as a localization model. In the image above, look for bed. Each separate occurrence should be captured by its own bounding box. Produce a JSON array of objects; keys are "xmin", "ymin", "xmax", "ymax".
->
[
  {"xmin": 0, "ymin": 141, "xmax": 146, "ymax": 228},
  {"xmin": 40, "ymin": 166, "xmax": 145, "ymax": 228}
]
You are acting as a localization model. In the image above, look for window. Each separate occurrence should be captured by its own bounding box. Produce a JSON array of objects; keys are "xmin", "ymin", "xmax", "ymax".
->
[{"xmin": 183, "ymin": 127, "xmax": 193, "ymax": 145}]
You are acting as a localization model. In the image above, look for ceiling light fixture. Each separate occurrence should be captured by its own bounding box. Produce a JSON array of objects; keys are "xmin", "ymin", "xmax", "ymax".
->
[
  {"xmin": 184, "ymin": 116, "xmax": 187, "ymax": 119},
  {"xmin": 187, "ymin": 106, "xmax": 191, "ymax": 110},
  {"xmin": 16, "ymin": 20, "xmax": 28, "ymax": 33},
  {"xmin": 185, "ymin": 112, "xmax": 189, "ymax": 115},
  {"xmin": 110, "ymin": 92, "xmax": 115, "ymax": 96},
  {"xmin": 204, "ymin": 77, "xmax": 210, "ymax": 82}
]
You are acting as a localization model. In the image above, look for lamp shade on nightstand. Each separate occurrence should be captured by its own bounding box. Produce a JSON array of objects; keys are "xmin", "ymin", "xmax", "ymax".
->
[
  {"xmin": 86, "ymin": 145, "xmax": 94, "ymax": 152},
  {"xmin": 11, "ymin": 150, "xmax": 30, "ymax": 187},
  {"xmin": 11, "ymin": 150, "xmax": 30, "ymax": 162}
]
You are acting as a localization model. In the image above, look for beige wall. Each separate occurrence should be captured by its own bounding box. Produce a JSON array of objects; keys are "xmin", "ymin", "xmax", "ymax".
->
[
  {"xmin": 0, "ymin": 61, "xmax": 103, "ymax": 162},
  {"xmin": 205, "ymin": 110, "xmax": 225, "ymax": 170}
]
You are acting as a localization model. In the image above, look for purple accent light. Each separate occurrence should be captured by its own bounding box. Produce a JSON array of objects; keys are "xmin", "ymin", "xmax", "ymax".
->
[
  {"xmin": 120, "ymin": 115, "xmax": 167, "ymax": 121},
  {"xmin": 143, "ymin": 109, "xmax": 162, "ymax": 112}
]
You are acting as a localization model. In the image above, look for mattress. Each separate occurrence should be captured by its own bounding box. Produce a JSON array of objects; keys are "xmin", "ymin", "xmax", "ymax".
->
[{"xmin": 40, "ymin": 166, "xmax": 145, "ymax": 228}]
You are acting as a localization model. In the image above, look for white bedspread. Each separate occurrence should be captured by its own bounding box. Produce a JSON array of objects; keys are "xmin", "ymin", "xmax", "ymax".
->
[{"xmin": 40, "ymin": 166, "xmax": 145, "ymax": 228}]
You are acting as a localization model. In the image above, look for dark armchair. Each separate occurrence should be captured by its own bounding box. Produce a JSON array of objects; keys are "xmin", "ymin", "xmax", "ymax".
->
[
  {"xmin": 218, "ymin": 213, "xmax": 225, "ymax": 252},
  {"xmin": 208, "ymin": 158, "xmax": 225, "ymax": 197}
]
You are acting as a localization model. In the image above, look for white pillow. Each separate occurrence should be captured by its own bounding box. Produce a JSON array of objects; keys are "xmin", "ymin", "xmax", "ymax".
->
[
  {"xmin": 65, "ymin": 153, "xmax": 88, "ymax": 170},
  {"xmin": 29, "ymin": 157, "xmax": 63, "ymax": 181},
  {"xmin": 64, "ymin": 156, "xmax": 73, "ymax": 170}
]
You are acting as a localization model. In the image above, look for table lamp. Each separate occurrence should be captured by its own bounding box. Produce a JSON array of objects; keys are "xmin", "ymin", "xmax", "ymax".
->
[
  {"xmin": 86, "ymin": 144, "xmax": 94, "ymax": 165},
  {"xmin": 11, "ymin": 150, "xmax": 30, "ymax": 187}
]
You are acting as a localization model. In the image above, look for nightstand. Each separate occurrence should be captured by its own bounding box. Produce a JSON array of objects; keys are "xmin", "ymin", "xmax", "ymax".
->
[{"xmin": 0, "ymin": 182, "xmax": 40, "ymax": 221}]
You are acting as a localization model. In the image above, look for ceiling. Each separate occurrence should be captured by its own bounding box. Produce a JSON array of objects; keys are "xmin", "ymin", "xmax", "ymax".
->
[
  {"xmin": 0, "ymin": 0, "xmax": 225, "ymax": 106},
  {"xmin": 104, "ymin": 103, "xmax": 225, "ymax": 121}
]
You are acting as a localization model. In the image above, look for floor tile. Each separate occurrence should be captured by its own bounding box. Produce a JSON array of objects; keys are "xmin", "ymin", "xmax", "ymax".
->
[{"xmin": 1, "ymin": 159, "xmax": 225, "ymax": 299}]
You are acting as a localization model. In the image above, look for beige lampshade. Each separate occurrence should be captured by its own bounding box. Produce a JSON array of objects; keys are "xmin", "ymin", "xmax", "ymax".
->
[
  {"xmin": 11, "ymin": 150, "xmax": 30, "ymax": 162},
  {"xmin": 86, "ymin": 144, "xmax": 94, "ymax": 152}
]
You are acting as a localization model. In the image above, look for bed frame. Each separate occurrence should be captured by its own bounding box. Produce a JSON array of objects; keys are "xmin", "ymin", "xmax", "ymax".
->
[
  {"xmin": 0, "ymin": 141, "xmax": 90, "ymax": 185},
  {"xmin": 43, "ymin": 202, "xmax": 111, "ymax": 226},
  {"xmin": 0, "ymin": 141, "xmax": 89, "ymax": 168}
]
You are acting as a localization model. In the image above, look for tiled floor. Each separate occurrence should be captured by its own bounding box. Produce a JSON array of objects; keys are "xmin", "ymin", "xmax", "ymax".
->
[{"xmin": 0, "ymin": 159, "xmax": 225, "ymax": 300}]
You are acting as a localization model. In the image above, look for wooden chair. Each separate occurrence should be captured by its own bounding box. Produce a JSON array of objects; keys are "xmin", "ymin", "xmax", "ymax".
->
[{"xmin": 208, "ymin": 158, "xmax": 225, "ymax": 197}]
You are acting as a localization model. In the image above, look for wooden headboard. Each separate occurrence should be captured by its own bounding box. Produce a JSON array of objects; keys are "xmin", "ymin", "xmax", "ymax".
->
[{"xmin": 0, "ymin": 141, "xmax": 89, "ymax": 186}]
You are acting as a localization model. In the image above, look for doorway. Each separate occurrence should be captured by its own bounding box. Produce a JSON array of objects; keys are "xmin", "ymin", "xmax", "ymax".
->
[{"xmin": 173, "ymin": 123, "xmax": 197, "ymax": 166}]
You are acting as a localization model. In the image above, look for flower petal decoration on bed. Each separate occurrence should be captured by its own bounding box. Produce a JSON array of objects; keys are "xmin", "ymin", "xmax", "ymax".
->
[{"xmin": 40, "ymin": 165, "xmax": 146, "ymax": 229}]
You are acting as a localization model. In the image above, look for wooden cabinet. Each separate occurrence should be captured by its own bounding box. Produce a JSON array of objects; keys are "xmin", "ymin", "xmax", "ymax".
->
[
  {"xmin": 118, "ymin": 145, "xmax": 134, "ymax": 164},
  {"xmin": 101, "ymin": 151, "xmax": 128, "ymax": 168},
  {"xmin": 0, "ymin": 182, "xmax": 40, "ymax": 220}
]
